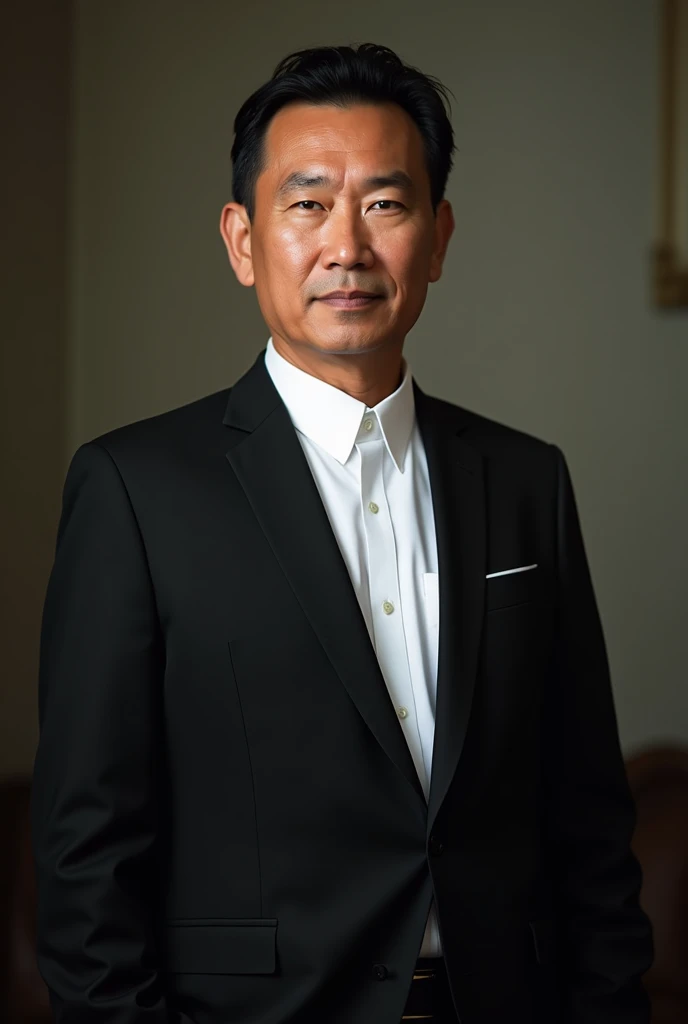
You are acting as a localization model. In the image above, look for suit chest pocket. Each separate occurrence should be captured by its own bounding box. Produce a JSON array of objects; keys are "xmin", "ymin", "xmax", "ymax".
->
[{"xmin": 486, "ymin": 566, "xmax": 543, "ymax": 613}]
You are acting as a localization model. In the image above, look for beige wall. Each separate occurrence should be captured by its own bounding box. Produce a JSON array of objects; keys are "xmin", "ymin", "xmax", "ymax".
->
[
  {"xmin": 1, "ymin": 3, "xmax": 71, "ymax": 776},
  {"xmin": 5, "ymin": 0, "xmax": 685, "ymax": 775}
]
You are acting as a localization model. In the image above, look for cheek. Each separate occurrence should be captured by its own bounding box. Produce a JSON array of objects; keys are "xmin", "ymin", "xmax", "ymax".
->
[
  {"xmin": 378, "ymin": 225, "xmax": 433, "ymax": 285},
  {"xmin": 252, "ymin": 229, "xmax": 315, "ymax": 319},
  {"xmin": 267, "ymin": 226, "xmax": 315, "ymax": 280}
]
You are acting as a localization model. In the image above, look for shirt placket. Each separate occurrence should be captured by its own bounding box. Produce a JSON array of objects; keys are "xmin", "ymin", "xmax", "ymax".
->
[{"xmin": 356, "ymin": 415, "xmax": 428, "ymax": 797}]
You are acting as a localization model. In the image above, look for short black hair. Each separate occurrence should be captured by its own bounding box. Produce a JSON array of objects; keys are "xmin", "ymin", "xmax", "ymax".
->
[{"xmin": 231, "ymin": 43, "xmax": 455, "ymax": 220}]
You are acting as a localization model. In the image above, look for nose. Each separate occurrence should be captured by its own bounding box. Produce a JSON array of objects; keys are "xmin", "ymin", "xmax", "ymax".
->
[{"xmin": 320, "ymin": 209, "xmax": 374, "ymax": 271}]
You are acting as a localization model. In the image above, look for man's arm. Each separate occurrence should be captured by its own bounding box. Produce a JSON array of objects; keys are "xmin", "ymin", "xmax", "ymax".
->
[
  {"xmin": 544, "ymin": 445, "xmax": 653, "ymax": 1023},
  {"xmin": 31, "ymin": 442, "xmax": 192, "ymax": 1024}
]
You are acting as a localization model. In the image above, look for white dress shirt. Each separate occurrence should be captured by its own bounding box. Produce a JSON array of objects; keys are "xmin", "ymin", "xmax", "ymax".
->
[{"xmin": 264, "ymin": 337, "xmax": 443, "ymax": 958}]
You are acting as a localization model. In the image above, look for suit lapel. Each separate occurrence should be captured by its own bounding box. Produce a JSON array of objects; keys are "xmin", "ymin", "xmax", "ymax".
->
[
  {"xmin": 222, "ymin": 354, "xmax": 487, "ymax": 824},
  {"xmin": 223, "ymin": 353, "xmax": 426, "ymax": 806},
  {"xmin": 414, "ymin": 387, "xmax": 487, "ymax": 832}
]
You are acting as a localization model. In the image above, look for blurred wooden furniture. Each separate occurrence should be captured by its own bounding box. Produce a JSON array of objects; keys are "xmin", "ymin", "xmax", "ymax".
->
[
  {"xmin": 0, "ymin": 776, "xmax": 51, "ymax": 1023},
  {"xmin": 2, "ymin": 749, "xmax": 688, "ymax": 1022},
  {"xmin": 627, "ymin": 747, "xmax": 688, "ymax": 1024}
]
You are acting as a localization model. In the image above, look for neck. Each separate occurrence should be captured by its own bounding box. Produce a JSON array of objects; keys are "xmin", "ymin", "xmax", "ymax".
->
[{"xmin": 271, "ymin": 336, "xmax": 404, "ymax": 408}]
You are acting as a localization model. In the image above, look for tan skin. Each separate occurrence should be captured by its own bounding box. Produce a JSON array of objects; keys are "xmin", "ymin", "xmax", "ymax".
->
[{"xmin": 220, "ymin": 102, "xmax": 454, "ymax": 408}]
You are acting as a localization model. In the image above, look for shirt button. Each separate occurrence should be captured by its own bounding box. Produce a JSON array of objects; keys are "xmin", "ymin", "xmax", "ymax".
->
[
  {"xmin": 364, "ymin": 418, "xmax": 373, "ymax": 432},
  {"xmin": 397, "ymin": 706, "xmax": 409, "ymax": 719},
  {"xmin": 372, "ymin": 963, "xmax": 389, "ymax": 980},
  {"xmin": 368, "ymin": 501, "xmax": 379, "ymax": 514},
  {"xmin": 382, "ymin": 600, "xmax": 395, "ymax": 615}
]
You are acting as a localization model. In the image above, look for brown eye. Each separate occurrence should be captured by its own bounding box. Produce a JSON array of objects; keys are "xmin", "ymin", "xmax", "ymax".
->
[
  {"xmin": 370, "ymin": 200, "xmax": 402, "ymax": 211},
  {"xmin": 295, "ymin": 200, "xmax": 323, "ymax": 210}
]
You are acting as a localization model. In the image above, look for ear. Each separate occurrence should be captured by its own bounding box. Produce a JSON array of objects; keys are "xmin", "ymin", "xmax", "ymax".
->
[
  {"xmin": 219, "ymin": 202, "xmax": 254, "ymax": 287},
  {"xmin": 428, "ymin": 199, "xmax": 455, "ymax": 283}
]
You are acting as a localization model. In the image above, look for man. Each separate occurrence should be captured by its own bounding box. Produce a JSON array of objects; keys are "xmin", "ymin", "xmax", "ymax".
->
[{"xmin": 31, "ymin": 43, "xmax": 652, "ymax": 1024}]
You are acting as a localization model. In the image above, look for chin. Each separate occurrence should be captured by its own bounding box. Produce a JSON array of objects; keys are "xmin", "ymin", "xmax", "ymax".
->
[{"xmin": 308, "ymin": 327, "xmax": 396, "ymax": 357}]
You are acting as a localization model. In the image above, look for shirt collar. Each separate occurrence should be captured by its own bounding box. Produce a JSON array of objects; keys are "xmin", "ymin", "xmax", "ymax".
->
[{"xmin": 264, "ymin": 337, "xmax": 416, "ymax": 472}]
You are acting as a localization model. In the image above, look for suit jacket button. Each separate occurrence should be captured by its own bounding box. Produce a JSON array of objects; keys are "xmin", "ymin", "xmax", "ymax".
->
[
  {"xmin": 372, "ymin": 963, "xmax": 389, "ymax": 980},
  {"xmin": 429, "ymin": 834, "xmax": 445, "ymax": 856}
]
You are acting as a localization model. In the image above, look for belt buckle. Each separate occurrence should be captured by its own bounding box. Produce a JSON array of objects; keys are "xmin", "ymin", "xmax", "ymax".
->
[
  {"xmin": 412, "ymin": 967, "xmax": 437, "ymax": 981},
  {"xmin": 401, "ymin": 963, "xmax": 439, "ymax": 1020}
]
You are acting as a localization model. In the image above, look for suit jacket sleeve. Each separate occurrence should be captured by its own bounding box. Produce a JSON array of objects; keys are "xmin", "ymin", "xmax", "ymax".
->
[
  {"xmin": 30, "ymin": 442, "xmax": 194, "ymax": 1024},
  {"xmin": 545, "ymin": 445, "xmax": 653, "ymax": 1023}
]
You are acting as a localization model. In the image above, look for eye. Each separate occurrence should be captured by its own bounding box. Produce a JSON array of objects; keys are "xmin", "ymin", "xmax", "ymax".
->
[
  {"xmin": 294, "ymin": 200, "xmax": 324, "ymax": 211},
  {"xmin": 370, "ymin": 200, "xmax": 403, "ymax": 211}
]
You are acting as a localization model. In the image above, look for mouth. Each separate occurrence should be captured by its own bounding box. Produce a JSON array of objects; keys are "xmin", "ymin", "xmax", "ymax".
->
[{"xmin": 315, "ymin": 291, "xmax": 383, "ymax": 309}]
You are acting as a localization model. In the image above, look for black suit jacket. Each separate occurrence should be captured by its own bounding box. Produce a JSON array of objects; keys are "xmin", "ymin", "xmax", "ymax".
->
[{"xmin": 31, "ymin": 350, "xmax": 652, "ymax": 1024}]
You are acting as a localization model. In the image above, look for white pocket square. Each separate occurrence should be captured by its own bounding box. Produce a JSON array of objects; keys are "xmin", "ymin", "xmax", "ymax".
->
[{"xmin": 486, "ymin": 563, "xmax": 537, "ymax": 579}]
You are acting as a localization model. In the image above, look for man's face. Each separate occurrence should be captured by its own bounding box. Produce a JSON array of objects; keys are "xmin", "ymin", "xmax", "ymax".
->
[{"xmin": 222, "ymin": 102, "xmax": 453, "ymax": 360}]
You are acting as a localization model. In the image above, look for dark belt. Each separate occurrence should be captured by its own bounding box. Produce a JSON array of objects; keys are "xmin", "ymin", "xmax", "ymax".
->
[{"xmin": 401, "ymin": 957, "xmax": 455, "ymax": 1022}]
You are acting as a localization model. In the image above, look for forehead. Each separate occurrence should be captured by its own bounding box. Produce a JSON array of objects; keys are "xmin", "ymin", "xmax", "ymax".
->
[{"xmin": 260, "ymin": 102, "xmax": 427, "ymax": 184}]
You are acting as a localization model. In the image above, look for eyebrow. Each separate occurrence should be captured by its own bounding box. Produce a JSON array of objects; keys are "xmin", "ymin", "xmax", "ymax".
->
[{"xmin": 275, "ymin": 169, "xmax": 415, "ymax": 199}]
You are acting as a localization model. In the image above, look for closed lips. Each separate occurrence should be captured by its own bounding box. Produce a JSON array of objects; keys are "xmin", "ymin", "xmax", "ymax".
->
[{"xmin": 319, "ymin": 291, "xmax": 379, "ymax": 299}]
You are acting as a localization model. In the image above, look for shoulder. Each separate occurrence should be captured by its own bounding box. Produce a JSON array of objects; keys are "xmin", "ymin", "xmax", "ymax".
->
[
  {"xmin": 61, "ymin": 388, "xmax": 234, "ymax": 511},
  {"xmin": 69, "ymin": 387, "xmax": 231, "ymax": 474},
  {"xmin": 417, "ymin": 390, "xmax": 560, "ymax": 466},
  {"xmin": 418, "ymin": 392, "xmax": 573, "ymax": 525},
  {"xmin": 91, "ymin": 387, "xmax": 231, "ymax": 453}
]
